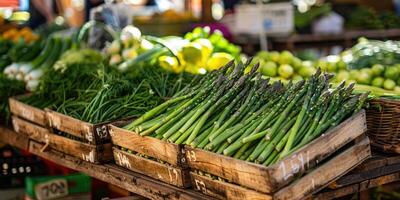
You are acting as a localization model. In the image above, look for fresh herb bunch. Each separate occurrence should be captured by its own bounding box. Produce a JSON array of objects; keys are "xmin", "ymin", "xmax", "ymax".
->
[
  {"xmin": 126, "ymin": 60, "xmax": 369, "ymax": 165},
  {"xmin": 22, "ymin": 58, "xmax": 193, "ymax": 124}
]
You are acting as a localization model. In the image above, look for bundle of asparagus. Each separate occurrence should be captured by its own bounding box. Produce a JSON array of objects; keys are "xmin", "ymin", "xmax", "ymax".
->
[{"xmin": 124, "ymin": 60, "xmax": 368, "ymax": 166}]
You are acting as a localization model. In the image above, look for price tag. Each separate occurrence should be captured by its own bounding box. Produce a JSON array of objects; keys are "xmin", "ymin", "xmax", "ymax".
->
[{"xmin": 35, "ymin": 179, "xmax": 68, "ymax": 200}]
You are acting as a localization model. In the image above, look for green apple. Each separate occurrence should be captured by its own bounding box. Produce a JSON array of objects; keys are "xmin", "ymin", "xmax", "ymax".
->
[
  {"xmin": 298, "ymin": 66, "xmax": 316, "ymax": 78},
  {"xmin": 384, "ymin": 67, "xmax": 399, "ymax": 80},
  {"xmin": 260, "ymin": 61, "xmax": 278, "ymax": 77},
  {"xmin": 371, "ymin": 64, "xmax": 385, "ymax": 76},
  {"xmin": 371, "ymin": 77, "xmax": 384, "ymax": 88},
  {"xmin": 269, "ymin": 51, "xmax": 280, "ymax": 63},
  {"xmin": 383, "ymin": 79, "xmax": 396, "ymax": 90},
  {"xmin": 291, "ymin": 57, "xmax": 303, "ymax": 71},
  {"xmin": 278, "ymin": 51, "xmax": 294, "ymax": 65},
  {"xmin": 278, "ymin": 64, "xmax": 294, "ymax": 79},
  {"xmin": 356, "ymin": 71, "xmax": 372, "ymax": 85}
]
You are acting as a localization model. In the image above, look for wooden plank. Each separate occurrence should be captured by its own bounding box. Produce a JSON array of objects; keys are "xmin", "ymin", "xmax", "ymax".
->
[
  {"xmin": 353, "ymin": 154, "xmax": 400, "ymax": 172},
  {"xmin": 113, "ymin": 148, "xmax": 190, "ymax": 188},
  {"xmin": 184, "ymin": 146, "xmax": 272, "ymax": 193},
  {"xmin": 109, "ymin": 124, "xmax": 182, "ymax": 166},
  {"xmin": 190, "ymin": 172, "xmax": 272, "ymax": 200},
  {"xmin": 46, "ymin": 109, "xmax": 96, "ymax": 144},
  {"xmin": 268, "ymin": 110, "xmax": 367, "ymax": 190},
  {"xmin": 27, "ymin": 140, "xmax": 212, "ymax": 200},
  {"xmin": 333, "ymin": 163, "xmax": 400, "ymax": 188},
  {"xmin": 9, "ymin": 96, "xmax": 47, "ymax": 126},
  {"xmin": 0, "ymin": 125, "xmax": 29, "ymax": 150},
  {"xmin": 12, "ymin": 115, "xmax": 52, "ymax": 141},
  {"xmin": 184, "ymin": 110, "xmax": 367, "ymax": 193},
  {"xmin": 49, "ymin": 133, "xmax": 113, "ymax": 163},
  {"xmin": 46, "ymin": 110, "xmax": 134, "ymax": 145},
  {"xmin": 314, "ymin": 172, "xmax": 400, "ymax": 200},
  {"xmin": 12, "ymin": 116, "xmax": 112, "ymax": 163},
  {"xmin": 274, "ymin": 137, "xmax": 371, "ymax": 200}
]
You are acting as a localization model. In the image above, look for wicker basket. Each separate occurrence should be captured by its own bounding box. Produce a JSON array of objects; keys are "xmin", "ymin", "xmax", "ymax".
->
[{"xmin": 366, "ymin": 98, "xmax": 400, "ymax": 154}]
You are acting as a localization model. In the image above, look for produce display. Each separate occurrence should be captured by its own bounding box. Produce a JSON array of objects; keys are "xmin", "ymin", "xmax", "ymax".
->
[
  {"xmin": 124, "ymin": 61, "xmax": 367, "ymax": 165},
  {"xmin": 107, "ymin": 26, "xmax": 239, "ymax": 74},
  {"xmin": 1, "ymin": 27, "xmax": 39, "ymax": 43},
  {"xmin": 255, "ymin": 38, "xmax": 400, "ymax": 97},
  {"xmin": 254, "ymin": 50, "xmax": 316, "ymax": 81}
]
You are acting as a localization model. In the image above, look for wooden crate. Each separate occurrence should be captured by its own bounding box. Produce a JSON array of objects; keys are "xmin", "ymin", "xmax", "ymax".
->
[
  {"xmin": 12, "ymin": 116, "xmax": 113, "ymax": 163},
  {"xmin": 109, "ymin": 123, "xmax": 190, "ymax": 188},
  {"xmin": 190, "ymin": 137, "xmax": 371, "ymax": 200},
  {"xmin": 46, "ymin": 109, "xmax": 113, "ymax": 145},
  {"xmin": 184, "ymin": 110, "xmax": 367, "ymax": 195},
  {"xmin": 9, "ymin": 95, "xmax": 48, "ymax": 126}
]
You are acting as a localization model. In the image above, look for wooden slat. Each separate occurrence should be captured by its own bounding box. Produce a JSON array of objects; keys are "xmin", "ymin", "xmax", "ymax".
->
[
  {"xmin": 268, "ymin": 110, "xmax": 367, "ymax": 190},
  {"xmin": 49, "ymin": 133, "xmax": 113, "ymax": 163},
  {"xmin": 113, "ymin": 148, "xmax": 190, "ymax": 188},
  {"xmin": 9, "ymin": 96, "xmax": 47, "ymax": 126},
  {"xmin": 46, "ymin": 109, "xmax": 95, "ymax": 143},
  {"xmin": 333, "ymin": 162, "xmax": 400, "ymax": 188},
  {"xmin": 12, "ymin": 116, "xmax": 52, "ymax": 141},
  {"xmin": 274, "ymin": 137, "xmax": 371, "ymax": 200},
  {"xmin": 190, "ymin": 172, "xmax": 272, "ymax": 200},
  {"xmin": 12, "ymin": 117, "xmax": 112, "ymax": 163},
  {"xmin": 26, "ymin": 140, "xmax": 212, "ymax": 200},
  {"xmin": 184, "ymin": 146, "xmax": 272, "ymax": 193},
  {"xmin": 314, "ymin": 172, "xmax": 400, "ymax": 200},
  {"xmin": 353, "ymin": 154, "xmax": 400, "ymax": 172},
  {"xmin": 185, "ymin": 110, "xmax": 367, "ymax": 193},
  {"xmin": 0, "ymin": 125, "xmax": 29, "ymax": 150},
  {"xmin": 109, "ymin": 125, "xmax": 182, "ymax": 166}
]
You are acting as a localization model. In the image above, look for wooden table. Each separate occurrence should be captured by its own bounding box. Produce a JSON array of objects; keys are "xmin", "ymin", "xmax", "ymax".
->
[{"xmin": 1, "ymin": 126, "xmax": 399, "ymax": 200}]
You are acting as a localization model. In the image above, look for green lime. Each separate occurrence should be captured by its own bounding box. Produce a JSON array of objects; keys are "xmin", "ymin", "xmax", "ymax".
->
[
  {"xmin": 371, "ymin": 64, "xmax": 385, "ymax": 76},
  {"xmin": 298, "ymin": 66, "xmax": 316, "ymax": 78},
  {"xmin": 384, "ymin": 67, "xmax": 399, "ymax": 80},
  {"xmin": 278, "ymin": 51, "xmax": 294, "ymax": 65},
  {"xmin": 256, "ymin": 51, "xmax": 269, "ymax": 60},
  {"xmin": 356, "ymin": 72, "xmax": 372, "ymax": 85},
  {"xmin": 361, "ymin": 68, "xmax": 374, "ymax": 77},
  {"xmin": 291, "ymin": 57, "xmax": 303, "ymax": 71},
  {"xmin": 268, "ymin": 51, "xmax": 280, "ymax": 62},
  {"xmin": 371, "ymin": 77, "xmax": 384, "ymax": 88},
  {"xmin": 278, "ymin": 64, "xmax": 294, "ymax": 79},
  {"xmin": 336, "ymin": 70, "xmax": 350, "ymax": 83},
  {"xmin": 260, "ymin": 61, "xmax": 278, "ymax": 77},
  {"xmin": 394, "ymin": 86, "xmax": 400, "ymax": 92},
  {"xmin": 383, "ymin": 79, "xmax": 396, "ymax": 90},
  {"xmin": 292, "ymin": 74, "xmax": 303, "ymax": 82},
  {"xmin": 302, "ymin": 60, "xmax": 313, "ymax": 68}
]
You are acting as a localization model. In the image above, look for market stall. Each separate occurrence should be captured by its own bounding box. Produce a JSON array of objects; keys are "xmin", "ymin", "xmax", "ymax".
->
[{"xmin": 0, "ymin": 1, "xmax": 400, "ymax": 200}]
